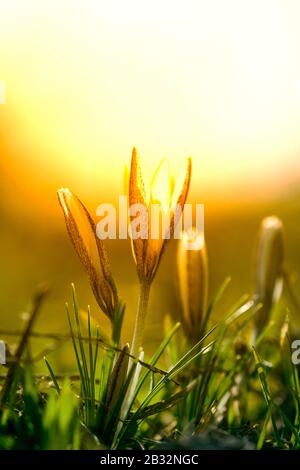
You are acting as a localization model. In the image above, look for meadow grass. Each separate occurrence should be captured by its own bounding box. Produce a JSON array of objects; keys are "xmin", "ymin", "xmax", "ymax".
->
[
  {"xmin": 0, "ymin": 270, "xmax": 299, "ymax": 450},
  {"xmin": 0, "ymin": 157, "xmax": 299, "ymax": 450}
]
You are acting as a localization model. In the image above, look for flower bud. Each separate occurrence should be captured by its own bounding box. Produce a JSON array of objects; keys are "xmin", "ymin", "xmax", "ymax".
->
[
  {"xmin": 254, "ymin": 216, "xmax": 284, "ymax": 334},
  {"xmin": 177, "ymin": 228, "xmax": 208, "ymax": 343},
  {"xmin": 58, "ymin": 188, "xmax": 118, "ymax": 323}
]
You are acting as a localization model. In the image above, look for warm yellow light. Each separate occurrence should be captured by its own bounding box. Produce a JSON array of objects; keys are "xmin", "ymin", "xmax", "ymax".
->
[
  {"xmin": 1, "ymin": 0, "xmax": 300, "ymax": 204},
  {"xmin": 182, "ymin": 229, "xmax": 205, "ymax": 251}
]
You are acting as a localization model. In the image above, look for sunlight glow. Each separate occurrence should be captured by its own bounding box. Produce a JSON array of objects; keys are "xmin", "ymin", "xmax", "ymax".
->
[{"xmin": 1, "ymin": 0, "xmax": 300, "ymax": 206}]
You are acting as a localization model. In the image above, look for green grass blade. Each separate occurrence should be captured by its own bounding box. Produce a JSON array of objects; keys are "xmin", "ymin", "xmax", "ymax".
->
[{"xmin": 44, "ymin": 357, "xmax": 60, "ymax": 394}]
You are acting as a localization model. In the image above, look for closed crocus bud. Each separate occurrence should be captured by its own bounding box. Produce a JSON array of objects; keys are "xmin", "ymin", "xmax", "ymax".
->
[
  {"xmin": 57, "ymin": 188, "xmax": 118, "ymax": 323},
  {"xmin": 177, "ymin": 228, "xmax": 208, "ymax": 343},
  {"xmin": 254, "ymin": 216, "xmax": 284, "ymax": 335}
]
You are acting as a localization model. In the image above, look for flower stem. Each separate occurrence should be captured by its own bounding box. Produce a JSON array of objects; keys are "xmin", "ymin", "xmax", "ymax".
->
[{"xmin": 130, "ymin": 280, "xmax": 151, "ymax": 356}]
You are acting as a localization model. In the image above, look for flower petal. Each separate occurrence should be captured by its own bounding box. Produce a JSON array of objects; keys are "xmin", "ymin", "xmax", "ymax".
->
[
  {"xmin": 129, "ymin": 148, "xmax": 149, "ymax": 280},
  {"xmin": 151, "ymin": 157, "xmax": 192, "ymax": 280},
  {"xmin": 150, "ymin": 159, "xmax": 171, "ymax": 213},
  {"xmin": 171, "ymin": 157, "xmax": 192, "ymax": 210},
  {"xmin": 129, "ymin": 148, "xmax": 148, "ymax": 206}
]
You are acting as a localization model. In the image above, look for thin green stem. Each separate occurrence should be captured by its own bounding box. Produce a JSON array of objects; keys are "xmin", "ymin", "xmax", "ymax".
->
[{"xmin": 130, "ymin": 281, "xmax": 151, "ymax": 356}]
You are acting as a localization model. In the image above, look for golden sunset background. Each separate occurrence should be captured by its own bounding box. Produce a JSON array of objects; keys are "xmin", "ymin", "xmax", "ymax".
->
[{"xmin": 1, "ymin": 0, "xmax": 300, "ymax": 366}]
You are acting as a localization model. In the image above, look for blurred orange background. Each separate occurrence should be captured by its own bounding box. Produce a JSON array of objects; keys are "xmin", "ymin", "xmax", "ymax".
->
[{"xmin": 1, "ymin": 0, "xmax": 300, "ymax": 366}]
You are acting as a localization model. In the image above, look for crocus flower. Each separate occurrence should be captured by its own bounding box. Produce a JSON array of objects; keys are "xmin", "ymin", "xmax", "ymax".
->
[
  {"xmin": 254, "ymin": 215, "xmax": 284, "ymax": 335},
  {"xmin": 128, "ymin": 148, "xmax": 192, "ymax": 354},
  {"xmin": 129, "ymin": 147, "xmax": 192, "ymax": 285},
  {"xmin": 58, "ymin": 188, "xmax": 118, "ymax": 323},
  {"xmin": 177, "ymin": 228, "xmax": 208, "ymax": 343}
]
